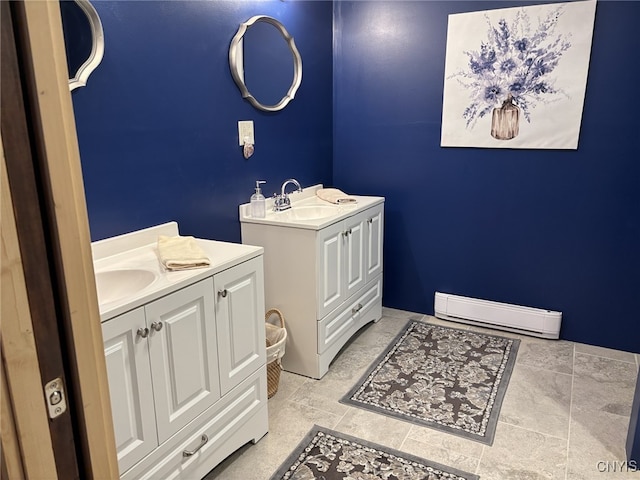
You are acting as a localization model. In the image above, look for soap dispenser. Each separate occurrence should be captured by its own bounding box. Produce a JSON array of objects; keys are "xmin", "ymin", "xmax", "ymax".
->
[{"xmin": 250, "ymin": 180, "xmax": 267, "ymax": 218}]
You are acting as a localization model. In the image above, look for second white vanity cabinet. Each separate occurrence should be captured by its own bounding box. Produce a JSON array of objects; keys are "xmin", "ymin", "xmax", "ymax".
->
[
  {"xmin": 97, "ymin": 229, "xmax": 267, "ymax": 480},
  {"xmin": 241, "ymin": 191, "xmax": 384, "ymax": 379}
]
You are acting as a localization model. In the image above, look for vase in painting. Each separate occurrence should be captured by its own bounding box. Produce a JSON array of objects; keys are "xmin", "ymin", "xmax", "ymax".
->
[{"xmin": 491, "ymin": 94, "xmax": 520, "ymax": 140}]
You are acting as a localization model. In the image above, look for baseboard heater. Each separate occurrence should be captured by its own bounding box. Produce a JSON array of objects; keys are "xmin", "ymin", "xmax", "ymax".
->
[{"xmin": 434, "ymin": 292, "xmax": 561, "ymax": 339}]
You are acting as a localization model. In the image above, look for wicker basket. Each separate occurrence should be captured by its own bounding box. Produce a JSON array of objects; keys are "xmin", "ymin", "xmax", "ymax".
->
[{"xmin": 265, "ymin": 308, "xmax": 287, "ymax": 398}]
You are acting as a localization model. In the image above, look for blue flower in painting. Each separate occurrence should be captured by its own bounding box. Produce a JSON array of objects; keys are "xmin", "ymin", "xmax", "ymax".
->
[
  {"xmin": 531, "ymin": 59, "xmax": 550, "ymax": 78},
  {"xmin": 499, "ymin": 58, "xmax": 517, "ymax": 74},
  {"xmin": 514, "ymin": 38, "xmax": 529, "ymax": 53},
  {"xmin": 450, "ymin": 5, "xmax": 572, "ymax": 128},
  {"xmin": 484, "ymin": 84, "xmax": 503, "ymax": 102},
  {"xmin": 533, "ymin": 82, "xmax": 550, "ymax": 94},
  {"xmin": 469, "ymin": 43, "xmax": 497, "ymax": 74},
  {"xmin": 509, "ymin": 81, "xmax": 525, "ymax": 95}
]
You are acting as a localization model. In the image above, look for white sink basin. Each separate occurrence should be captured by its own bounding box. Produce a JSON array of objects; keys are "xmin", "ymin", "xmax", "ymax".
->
[
  {"xmin": 288, "ymin": 205, "xmax": 339, "ymax": 220},
  {"xmin": 95, "ymin": 268, "xmax": 157, "ymax": 305}
]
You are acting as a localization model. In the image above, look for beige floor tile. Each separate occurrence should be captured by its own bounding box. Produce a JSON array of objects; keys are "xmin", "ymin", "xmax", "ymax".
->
[
  {"xmin": 351, "ymin": 315, "xmax": 409, "ymax": 347},
  {"xmin": 575, "ymin": 343, "xmax": 637, "ymax": 364},
  {"xmin": 333, "ymin": 406, "xmax": 412, "ymax": 450},
  {"xmin": 400, "ymin": 436, "xmax": 480, "ymax": 475},
  {"xmin": 285, "ymin": 373, "xmax": 352, "ymax": 417},
  {"xmin": 202, "ymin": 442, "xmax": 268, "ymax": 480},
  {"xmin": 574, "ymin": 352, "xmax": 638, "ymax": 383},
  {"xmin": 477, "ymin": 423, "xmax": 567, "ymax": 480},
  {"xmin": 405, "ymin": 424, "xmax": 484, "ymax": 459},
  {"xmin": 499, "ymin": 363, "xmax": 572, "ymax": 439},
  {"xmin": 572, "ymin": 353, "xmax": 637, "ymax": 417},
  {"xmin": 205, "ymin": 398, "xmax": 341, "ymax": 479},
  {"xmin": 265, "ymin": 370, "xmax": 308, "ymax": 406},
  {"xmin": 381, "ymin": 306, "xmax": 423, "ymax": 320},
  {"xmin": 516, "ymin": 337, "xmax": 574, "ymax": 375},
  {"xmin": 268, "ymin": 395, "xmax": 343, "ymax": 429},
  {"xmin": 567, "ymin": 408, "xmax": 636, "ymax": 479},
  {"xmin": 324, "ymin": 340, "xmax": 382, "ymax": 380}
]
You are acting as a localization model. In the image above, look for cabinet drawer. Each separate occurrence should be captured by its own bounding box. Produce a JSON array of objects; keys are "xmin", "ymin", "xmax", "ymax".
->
[
  {"xmin": 122, "ymin": 369, "xmax": 267, "ymax": 480},
  {"xmin": 317, "ymin": 276, "xmax": 382, "ymax": 355}
]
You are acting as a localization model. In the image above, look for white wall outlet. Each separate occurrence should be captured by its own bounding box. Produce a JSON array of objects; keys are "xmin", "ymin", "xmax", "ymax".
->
[{"xmin": 238, "ymin": 120, "xmax": 254, "ymax": 146}]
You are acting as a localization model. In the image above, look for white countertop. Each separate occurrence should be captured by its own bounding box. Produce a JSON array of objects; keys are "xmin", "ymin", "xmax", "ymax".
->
[
  {"xmin": 239, "ymin": 184, "xmax": 384, "ymax": 230},
  {"xmin": 93, "ymin": 222, "xmax": 263, "ymax": 322}
]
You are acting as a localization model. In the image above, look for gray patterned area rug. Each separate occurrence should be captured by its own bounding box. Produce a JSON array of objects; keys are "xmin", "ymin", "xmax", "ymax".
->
[
  {"xmin": 341, "ymin": 320, "xmax": 520, "ymax": 445},
  {"xmin": 269, "ymin": 425, "xmax": 479, "ymax": 480}
]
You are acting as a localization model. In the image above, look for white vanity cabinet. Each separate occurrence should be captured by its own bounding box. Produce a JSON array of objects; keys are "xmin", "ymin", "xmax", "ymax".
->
[
  {"xmin": 241, "ymin": 199, "xmax": 384, "ymax": 379},
  {"xmin": 101, "ymin": 255, "xmax": 267, "ymax": 480}
]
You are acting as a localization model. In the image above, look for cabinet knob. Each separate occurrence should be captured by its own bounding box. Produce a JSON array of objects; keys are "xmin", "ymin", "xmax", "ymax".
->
[
  {"xmin": 351, "ymin": 303, "xmax": 363, "ymax": 315},
  {"xmin": 368, "ymin": 218, "xmax": 373, "ymax": 224},
  {"xmin": 343, "ymin": 228, "xmax": 352, "ymax": 237},
  {"xmin": 218, "ymin": 289, "xmax": 228, "ymax": 298},
  {"xmin": 151, "ymin": 321, "xmax": 163, "ymax": 332},
  {"xmin": 136, "ymin": 327, "xmax": 149, "ymax": 339}
]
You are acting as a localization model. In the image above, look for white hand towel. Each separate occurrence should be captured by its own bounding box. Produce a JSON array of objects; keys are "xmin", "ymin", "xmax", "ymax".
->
[
  {"xmin": 157, "ymin": 235, "xmax": 211, "ymax": 271},
  {"xmin": 316, "ymin": 188, "xmax": 357, "ymax": 205}
]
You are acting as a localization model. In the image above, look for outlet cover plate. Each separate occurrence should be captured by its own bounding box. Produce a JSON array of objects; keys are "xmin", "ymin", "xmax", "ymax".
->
[{"xmin": 238, "ymin": 120, "xmax": 254, "ymax": 146}]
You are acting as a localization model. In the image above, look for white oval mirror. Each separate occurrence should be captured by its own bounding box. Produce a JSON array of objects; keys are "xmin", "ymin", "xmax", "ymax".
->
[
  {"xmin": 60, "ymin": 0, "xmax": 104, "ymax": 91},
  {"xmin": 229, "ymin": 16, "xmax": 302, "ymax": 112}
]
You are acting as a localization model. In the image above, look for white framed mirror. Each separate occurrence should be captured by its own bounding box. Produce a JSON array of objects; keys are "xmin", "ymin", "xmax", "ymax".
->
[
  {"xmin": 229, "ymin": 15, "xmax": 302, "ymax": 112},
  {"xmin": 60, "ymin": 0, "xmax": 105, "ymax": 91}
]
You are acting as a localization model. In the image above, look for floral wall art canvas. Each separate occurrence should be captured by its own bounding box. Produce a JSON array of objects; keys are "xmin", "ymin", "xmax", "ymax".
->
[{"xmin": 440, "ymin": 0, "xmax": 597, "ymax": 149}]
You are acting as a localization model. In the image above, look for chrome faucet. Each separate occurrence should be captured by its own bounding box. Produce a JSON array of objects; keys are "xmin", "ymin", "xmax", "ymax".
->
[{"xmin": 273, "ymin": 178, "xmax": 302, "ymax": 212}]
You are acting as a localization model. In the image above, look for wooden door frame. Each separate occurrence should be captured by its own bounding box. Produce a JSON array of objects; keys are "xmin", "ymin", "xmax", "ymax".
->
[
  {"xmin": 1, "ymin": 132, "xmax": 57, "ymax": 480},
  {"xmin": 2, "ymin": 2, "xmax": 81, "ymax": 476},
  {"xmin": 1, "ymin": 1, "xmax": 118, "ymax": 478}
]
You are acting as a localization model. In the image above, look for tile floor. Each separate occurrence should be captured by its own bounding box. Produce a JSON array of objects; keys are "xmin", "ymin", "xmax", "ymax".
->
[{"xmin": 205, "ymin": 308, "xmax": 640, "ymax": 480}]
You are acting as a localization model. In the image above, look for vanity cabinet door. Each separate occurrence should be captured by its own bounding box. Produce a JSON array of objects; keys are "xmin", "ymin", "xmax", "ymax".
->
[
  {"xmin": 102, "ymin": 307, "xmax": 157, "ymax": 474},
  {"xmin": 214, "ymin": 257, "xmax": 266, "ymax": 396},
  {"xmin": 316, "ymin": 213, "xmax": 367, "ymax": 320},
  {"xmin": 145, "ymin": 278, "xmax": 221, "ymax": 444},
  {"xmin": 364, "ymin": 204, "xmax": 384, "ymax": 283},
  {"xmin": 344, "ymin": 211, "xmax": 366, "ymax": 299},
  {"xmin": 316, "ymin": 220, "xmax": 346, "ymax": 319}
]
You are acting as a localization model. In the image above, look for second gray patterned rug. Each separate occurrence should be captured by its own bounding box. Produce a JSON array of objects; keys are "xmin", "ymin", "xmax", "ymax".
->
[
  {"xmin": 341, "ymin": 320, "xmax": 520, "ymax": 445},
  {"xmin": 269, "ymin": 425, "xmax": 479, "ymax": 480}
]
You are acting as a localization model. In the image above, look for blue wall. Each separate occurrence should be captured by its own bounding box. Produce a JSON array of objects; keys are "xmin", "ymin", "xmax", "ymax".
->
[
  {"xmin": 333, "ymin": 1, "xmax": 640, "ymax": 354},
  {"xmin": 71, "ymin": 0, "xmax": 333, "ymax": 243},
  {"xmin": 70, "ymin": 1, "xmax": 639, "ymax": 354}
]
